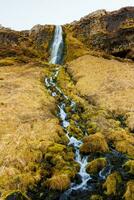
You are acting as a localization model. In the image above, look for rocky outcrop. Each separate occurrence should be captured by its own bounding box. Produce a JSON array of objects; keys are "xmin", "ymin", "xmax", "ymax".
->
[
  {"xmin": 65, "ymin": 7, "xmax": 134, "ymax": 60},
  {"xmin": 0, "ymin": 25, "xmax": 54, "ymax": 61}
]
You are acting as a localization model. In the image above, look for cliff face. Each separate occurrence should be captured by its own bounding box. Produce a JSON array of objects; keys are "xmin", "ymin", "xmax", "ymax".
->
[
  {"xmin": 0, "ymin": 25, "xmax": 54, "ymax": 62},
  {"xmin": 65, "ymin": 7, "xmax": 134, "ymax": 60}
]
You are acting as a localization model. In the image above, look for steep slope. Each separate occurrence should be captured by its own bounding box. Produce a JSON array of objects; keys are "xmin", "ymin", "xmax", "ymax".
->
[{"xmin": 67, "ymin": 55, "xmax": 134, "ymax": 132}]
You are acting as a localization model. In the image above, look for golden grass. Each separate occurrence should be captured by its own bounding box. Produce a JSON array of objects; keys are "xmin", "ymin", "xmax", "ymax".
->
[
  {"xmin": 68, "ymin": 55, "xmax": 134, "ymax": 131},
  {"xmin": 124, "ymin": 181, "xmax": 134, "ymax": 200},
  {"xmin": 0, "ymin": 63, "xmax": 65, "ymax": 198},
  {"xmin": 103, "ymin": 172, "xmax": 122, "ymax": 195},
  {"xmin": 46, "ymin": 174, "xmax": 71, "ymax": 190},
  {"xmin": 105, "ymin": 130, "xmax": 134, "ymax": 158}
]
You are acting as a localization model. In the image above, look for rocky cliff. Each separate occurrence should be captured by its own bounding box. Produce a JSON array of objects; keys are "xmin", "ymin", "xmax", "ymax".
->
[
  {"xmin": 0, "ymin": 25, "xmax": 54, "ymax": 63},
  {"xmin": 64, "ymin": 7, "xmax": 134, "ymax": 61}
]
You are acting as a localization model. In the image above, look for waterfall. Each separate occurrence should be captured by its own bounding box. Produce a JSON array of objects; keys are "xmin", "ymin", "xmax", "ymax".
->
[{"xmin": 49, "ymin": 25, "xmax": 64, "ymax": 64}]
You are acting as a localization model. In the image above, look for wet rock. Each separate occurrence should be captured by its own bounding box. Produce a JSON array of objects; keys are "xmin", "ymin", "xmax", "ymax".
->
[
  {"xmin": 74, "ymin": 173, "xmax": 82, "ymax": 184},
  {"xmin": 80, "ymin": 132, "xmax": 109, "ymax": 154},
  {"xmin": 86, "ymin": 158, "xmax": 107, "ymax": 174}
]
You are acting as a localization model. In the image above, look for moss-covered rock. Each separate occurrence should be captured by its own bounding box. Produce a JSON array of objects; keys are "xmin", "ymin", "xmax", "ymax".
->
[
  {"xmin": 124, "ymin": 180, "xmax": 134, "ymax": 200},
  {"xmin": 90, "ymin": 194, "xmax": 103, "ymax": 200},
  {"xmin": 106, "ymin": 130, "xmax": 134, "ymax": 158},
  {"xmin": 46, "ymin": 174, "xmax": 71, "ymax": 191},
  {"xmin": 80, "ymin": 132, "xmax": 109, "ymax": 154},
  {"xmin": 123, "ymin": 160, "xmax": 134, "ymax": 174},
  {"xmin": 86, "ymin": 158, "xmax": 107, "ymax": 174},
  {"xmin": 103, "ymin": 172, "xmax": 122, "ymax": 196},
  {"xmin": 47, "ymin": 143, "xmax": 66, "ymax": 153}
]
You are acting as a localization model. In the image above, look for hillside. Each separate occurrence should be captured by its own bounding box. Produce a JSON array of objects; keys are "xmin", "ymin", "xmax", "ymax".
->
[{"xmin": 0, "ymin": 6, "xmax": 134, "ymax": 200}]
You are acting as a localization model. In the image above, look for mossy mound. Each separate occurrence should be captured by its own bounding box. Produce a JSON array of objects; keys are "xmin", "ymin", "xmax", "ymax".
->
[
  {"xmin": 46, "ymin": 174, "xmax": 71, "ymax": 191},
  {"xmin": 47, "ymin": 143, "xmax": 66, "ymax": 153},
  {"xmin": 45, "ymin": 142, "xmax": 80, "ymax": 189},
  {"xmin": 80, "ymin": 132, "xmax": 109, "ymax": 154},
  {"xmin": 90, "ymin": 195, "xmax": 103, "ymax": 200},
  {"xmin": 124, "ymin": 180, "xmax": 134, "ymax": 200},
  {"xmin": 106, "ymin": 130, "xmax": 134, "ymax": 158},
  {"xmin": 86, "ymin": 158, "xmax": 107, "ymax": 174},
  {"xmin": 123, "ymin": 160, "xmax": 134, "ymax": 174},
  {"xmin": 103, "ymin": 172, "xmax": 122, "ymax": 196}
]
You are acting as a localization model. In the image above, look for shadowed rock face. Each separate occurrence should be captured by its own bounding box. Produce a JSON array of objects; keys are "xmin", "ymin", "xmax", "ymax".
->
[
  {"xmin": 0, "ymin": 25, "xmax": 54, "ymax": 61},
  {"xmin": 68, "ymin": 7, "xmax": 134, "ymax": 60}
]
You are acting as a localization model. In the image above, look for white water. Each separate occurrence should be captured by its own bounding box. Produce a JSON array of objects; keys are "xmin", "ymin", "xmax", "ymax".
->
[
  {"xmin": 47, "ymin": 25, "xmax": 91, "ymax": 195},
  {"xmin": 49, "ymin": 25, "xmax": 63, "ymax": 64}
]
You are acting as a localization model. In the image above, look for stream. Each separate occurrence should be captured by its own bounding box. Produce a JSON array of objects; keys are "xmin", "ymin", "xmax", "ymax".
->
[{"xmin": 44, "ymin": 25, "xmax": 129, "ymax": 200}]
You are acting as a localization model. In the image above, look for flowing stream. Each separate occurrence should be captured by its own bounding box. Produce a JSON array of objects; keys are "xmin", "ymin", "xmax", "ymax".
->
[
  {"xmin": 45, "ymin": 25, "xmax": 92, "ymax": 197},
  {"xmin": 44, "ymin": 25, "xmax": 128, "ymax": 200}
]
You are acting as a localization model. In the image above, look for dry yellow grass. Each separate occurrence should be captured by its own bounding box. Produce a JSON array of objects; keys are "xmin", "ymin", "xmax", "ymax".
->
[
  {"xmin": 68, "ymin": 55, "xmax": 134, "ymax": 131},
  {"xmin": 0, "ymin": 63, "xmax": 64, "ymax": 198},
  {"xmin": 103, "ymin": 172, "xmax": 122, "ymax": 195},
  {"xmin": 46, "ymin": 174, "xmax": 71, "ymax": 190}
]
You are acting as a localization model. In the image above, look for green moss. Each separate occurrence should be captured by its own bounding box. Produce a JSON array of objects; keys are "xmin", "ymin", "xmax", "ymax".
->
[
  {"xmin": 90, "ymin": 195, "xmax": 103, "ymax": 200},
  {"xmin": 63, "ymin": 29, "xmax": 89, "ymax": 62},
  {"xmin": 47, "ymin": 143, "xmax": 66, "ymax": 153}
]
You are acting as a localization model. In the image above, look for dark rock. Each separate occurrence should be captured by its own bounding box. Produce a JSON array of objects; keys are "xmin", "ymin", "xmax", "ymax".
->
[{"xmin": 74, "ymin": 173, "xmax": 82, "ymax": 184}]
